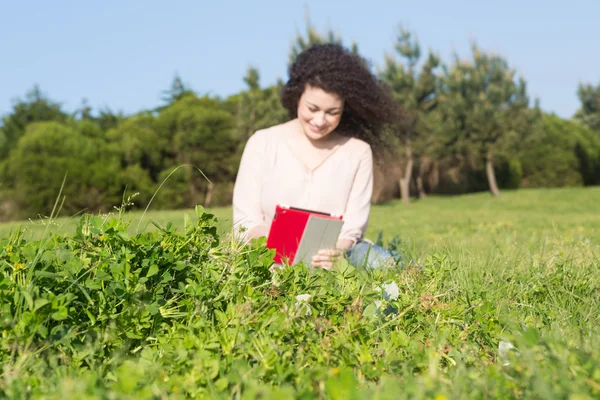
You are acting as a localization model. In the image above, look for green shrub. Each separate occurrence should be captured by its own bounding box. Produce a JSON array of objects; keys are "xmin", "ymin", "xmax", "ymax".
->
[
  {"xmin": 5, "ymin": 121, "xmax": 121, "ymax": 218},
  {"xmin": 495, "ymin": 156, "xmax": 523, "ymax": 189},
  {"xmin": 520, "ymin": 114, "xmax": 600, "ymax": 187}
]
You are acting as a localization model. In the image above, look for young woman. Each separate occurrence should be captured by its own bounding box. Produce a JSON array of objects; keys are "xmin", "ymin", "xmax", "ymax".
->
[{"xmin": 233, "ymin": 43, "xmax": 403, "ymax": 270}]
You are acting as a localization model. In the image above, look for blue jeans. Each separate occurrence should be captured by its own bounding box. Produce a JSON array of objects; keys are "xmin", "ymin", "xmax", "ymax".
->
[{"xmin": 345, "ymin": 240, "xmax": 403, "ymax": 270}]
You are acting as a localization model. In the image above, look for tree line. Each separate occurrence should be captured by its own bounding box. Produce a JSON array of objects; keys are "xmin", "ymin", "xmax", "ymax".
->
[{"xmin": 1, "ymin": 21, "xmax": 599, "ymax": 221}]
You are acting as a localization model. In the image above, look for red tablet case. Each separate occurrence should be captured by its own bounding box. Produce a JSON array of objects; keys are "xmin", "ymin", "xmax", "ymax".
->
[{"xmin": 266, "ymin": 205, "xmax": 343, "ymax": 264}]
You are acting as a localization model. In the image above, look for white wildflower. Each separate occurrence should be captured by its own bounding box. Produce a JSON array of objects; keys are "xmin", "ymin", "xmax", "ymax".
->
[
  {"xmin": 295, "ymin": 294, "xmax": 311, "ymax": 303},
  {"xmin": 294, "ymin": 294, "xmax": 312, "ymax": 316},
  {"xmin": 498, "ymin": 340, "xmax": 519, "ymax": 366},
  {"xmin": 382, "ymin": 282, "xmax": 399, "ymax": 301}
]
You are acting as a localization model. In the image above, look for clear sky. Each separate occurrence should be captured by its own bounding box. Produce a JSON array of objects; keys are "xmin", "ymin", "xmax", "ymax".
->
[{"xmin": 1, "ymin": 0, "xmax": 598, "ymax": 119}]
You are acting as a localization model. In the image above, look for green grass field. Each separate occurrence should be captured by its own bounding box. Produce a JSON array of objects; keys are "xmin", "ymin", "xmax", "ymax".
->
[
  {"xmin": 1, "ymin": 187, "xmax": 599, "ymax": 398},
  {"xmin": 3, "ymin": 186, "xmax": 599, "ymax": 257}
]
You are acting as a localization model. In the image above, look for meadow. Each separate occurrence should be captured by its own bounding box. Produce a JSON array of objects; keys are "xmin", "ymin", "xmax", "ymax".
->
[{"xmin": 0, "ymin": 187, "xmax": 598, "ymax": 399}]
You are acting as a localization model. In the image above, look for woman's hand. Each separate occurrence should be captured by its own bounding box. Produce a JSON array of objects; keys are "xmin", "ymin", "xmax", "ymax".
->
[
  {"xmin": 269, "ymin": 262, "xmax": 284, "ymax": 272},
  {"xmin": 311, "ymin": 248, "xmax": 344, "ymax": 270},
  {"xmin": 311, "ymin": 239, "xmax": 355, "ymax": 270}
]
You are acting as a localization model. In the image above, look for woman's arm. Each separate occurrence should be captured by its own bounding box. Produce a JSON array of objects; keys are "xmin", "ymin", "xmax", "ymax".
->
[
  {"xmin": 312, "ymin": 144, "xmax": 373, "ymax": 269},
  {"xmin": 337, "ymin": 144, "xmax": 373, "ymax": 246},
  {"xmin": 232, "ymin": 132, "xmax": 269, "ymax": 242}
]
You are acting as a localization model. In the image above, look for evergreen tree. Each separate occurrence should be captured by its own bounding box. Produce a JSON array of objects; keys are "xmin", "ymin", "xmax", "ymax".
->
[
  {"xmin": 156, "ymin": 95, "xmax": 237, "ymax": 207},
  {"xmin": 574, "ymin": 82, "xmax": 600, "ymax": 134},
  {"xmin": 0, "ymin": 85, "xmax": 68, "ymax": 160},
  {"xmin": 437, "ymin": 42, "xmax": 539, "ymax": 196},
  {"xmin": 157, "ymin": 74, "xmax": 196, "ymax": 111},
  {"xmin": 288, "ymin": 10, "xmax": 359, "ymax": 66},
  {"xmin": 236, "ymin": 66, "xmax": 287, "ymax": 146},
  {"xmin": 380, "ymin": 26, "xmax": 440, "ymax": 203}
]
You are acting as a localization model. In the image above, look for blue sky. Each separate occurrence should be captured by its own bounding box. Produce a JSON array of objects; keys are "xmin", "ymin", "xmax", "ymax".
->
[{"xmin": 1, "ymin": 0, "xmax": 598, "ymax": 119}]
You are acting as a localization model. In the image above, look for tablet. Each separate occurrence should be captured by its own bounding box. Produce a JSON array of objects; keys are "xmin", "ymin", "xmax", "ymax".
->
[{"xmin": 266, "ymin": 205, "xmax": 343, "ymax": 265}]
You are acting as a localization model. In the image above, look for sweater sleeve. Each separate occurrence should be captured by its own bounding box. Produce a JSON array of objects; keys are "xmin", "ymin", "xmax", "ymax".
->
[
  {"xmin": 338, "ymin": 144, "xmax": 373, "ymax": 245},
  {"xmin": 232, "ymin": 131, "xmax": 269, "ymax": 241}
]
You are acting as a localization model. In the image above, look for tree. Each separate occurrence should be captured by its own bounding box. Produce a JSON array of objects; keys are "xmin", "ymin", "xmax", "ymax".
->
[
  {"xmin": 574, "ymin": 82, "xmax": 600, "ymax": 134},
  {"xmin": 436, "ymin": 43, "xmax": 539, "ymax": 196},
  {"xmin": 5, "ymin": 121, "xmax": 120, "ymax": 217},
  {"xmin": 235, "ymin": 66, "xmax": 288, "ymax": 147},
  {"xmin": 288, "ymin": 9, "xmax": 359, "ymax": 66},
  {"xmin": 156, "ymin": 74, "xmax": 196, "ymax": 111},
  {"xmin": 71, "ymin": 99, "xmax": 125, "ymax": 132},
  {"xmin": 95, "ymin": 107, "xmax": 125, "ymax": 132},
  {"xmin": 519, "ymin": 114, "xmax": 600, "ymax": 187},
  {"xmin": 380, "ymin": 26, "xmax": 440, "ymax": 203},
  {"xmin": 156, "ymin": 95, "xmax": 238, "ymax": 207},
  {"xmin": 106, "ymin": 114, "xmax": 164, "ymax": 177},
  {"xmin": 105, "ymin": 114, "xmax": 165, "ymax": 206},
  {"xmin": 0, "ymin": 85, "xmax": 68, "ymax": 160}
]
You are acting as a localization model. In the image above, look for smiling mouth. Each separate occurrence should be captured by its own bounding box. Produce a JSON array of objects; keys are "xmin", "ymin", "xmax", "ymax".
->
[{"xmin": 309, "ymin": 124, "xmax": 325, "ymax": 133}]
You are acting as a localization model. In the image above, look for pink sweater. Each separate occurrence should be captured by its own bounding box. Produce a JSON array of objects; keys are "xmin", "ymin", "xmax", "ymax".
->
[{"xmin": 232, "ymin": 120, "xmax": 373, "ymax": 245}]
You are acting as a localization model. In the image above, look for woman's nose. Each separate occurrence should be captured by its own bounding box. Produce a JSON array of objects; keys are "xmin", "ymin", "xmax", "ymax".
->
[{"xmin": 313, "ymin": 113, "xmax": 326, "ymax": 127}]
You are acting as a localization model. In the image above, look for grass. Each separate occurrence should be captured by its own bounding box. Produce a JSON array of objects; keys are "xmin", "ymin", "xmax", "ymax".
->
[
  {"xmin": 3, "ymin": 186, "xmax": 599, "ymax": 255},
  {"xmin": 1, "ymin": 186, "xmax": 599, "ymax": 398}
]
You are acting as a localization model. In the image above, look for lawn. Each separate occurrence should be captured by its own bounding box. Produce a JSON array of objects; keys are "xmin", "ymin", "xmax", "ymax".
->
[
  {"xmin": 1, "ymin": 187, "xmax": 599, "ymax": 398},
  {"xmin": 3, "ymin": 186, "xmax": 599, "ymax": 258}
]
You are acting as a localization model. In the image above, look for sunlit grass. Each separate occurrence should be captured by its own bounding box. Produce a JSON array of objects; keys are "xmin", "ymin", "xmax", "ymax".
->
[
  {"xmin": 1, "ymin": 186, "xmax": 599, "ymax": 398},
  {"xmin": 2, "ymin": 187, "xmax": 599, "ymax": 261}
]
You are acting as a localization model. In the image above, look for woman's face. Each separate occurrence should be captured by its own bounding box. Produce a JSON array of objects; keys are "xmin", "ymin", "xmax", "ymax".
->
[{"xmin": 297, "ymin": 84, "xmax": 344, "ymax": 141}]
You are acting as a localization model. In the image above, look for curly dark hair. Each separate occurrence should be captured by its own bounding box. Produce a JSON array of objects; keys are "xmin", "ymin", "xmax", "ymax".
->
[{"xmin": 281, "ymin": 43, "xmax": 402, "ymax": 149}]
